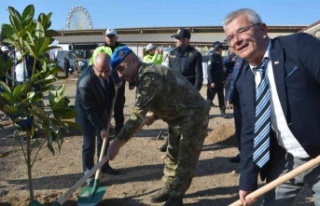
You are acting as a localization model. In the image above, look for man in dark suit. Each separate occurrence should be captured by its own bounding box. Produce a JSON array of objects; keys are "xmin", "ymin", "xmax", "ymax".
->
[
  {"xmin": 223, "ymin": 8, "xmax": 320, "ymax": 205},
  {"xmin": 75, "ymin": 53, "xmax": 118, "ymax": 186}
]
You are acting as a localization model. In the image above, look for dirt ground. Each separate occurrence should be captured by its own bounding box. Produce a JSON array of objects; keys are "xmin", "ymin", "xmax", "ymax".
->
[{"xmin": 0, "ymin": 73, "xmax": 315, "ymax": 206}]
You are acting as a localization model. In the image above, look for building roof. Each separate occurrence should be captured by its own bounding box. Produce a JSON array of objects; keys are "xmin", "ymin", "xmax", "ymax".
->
[{"xmin": 54, "ymin": 25, "xmax": 306, "ymax": 47}]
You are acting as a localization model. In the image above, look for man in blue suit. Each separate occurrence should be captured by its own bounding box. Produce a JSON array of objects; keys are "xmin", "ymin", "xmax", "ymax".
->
[
  {"xmin": 225, "ymin": 57, "xmax": 244, "ymax": 163},
  {"xmin": 75, "ymin": 53, "xmax": 118, "ymax": 186},
  {"xmin": 223, "ymin": 8, "xmax": 320, "ymax": 205}
]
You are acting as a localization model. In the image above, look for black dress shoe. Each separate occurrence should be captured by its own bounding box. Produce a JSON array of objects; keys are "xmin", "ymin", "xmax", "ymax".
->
[
  {"xmin": 229, "ymin": 154, "xmax": 240, "ymax": 163},
  {"xmin": 221, "ymin": 111, "xmax": 228, "ymax": 118},
  {"xmin": 164, "ymin": 197, "xmax": 183, "ymax": 206},
  {"xmin": 102, "ymin": 164, "xmax": 120, "ymax": 175},
  {"xmin": 206, "ymin": 99, "xmax": 213, "ymax": 107},
  {"xmin": 150, "ymin": 186, "xmax": 170, "ymax": 203}
]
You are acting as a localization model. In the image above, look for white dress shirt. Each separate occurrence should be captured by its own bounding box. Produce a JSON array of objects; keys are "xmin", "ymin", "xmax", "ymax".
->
[{"xmin": 250, "ymin": 40, "xmax": 309, "ymax": 158}]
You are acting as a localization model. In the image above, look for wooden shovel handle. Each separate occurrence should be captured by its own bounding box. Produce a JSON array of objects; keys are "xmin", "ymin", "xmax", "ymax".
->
[
  {"xmin": 54, "ymin": 154, "xmax": 110, "ymax": 205},
  {"xmin": 229, "ymin": 155, "xmax": 320, "ymax": 206},
  {"xmin": 94, "ymin": 86, "xmax": 119, "ymax": 180}
]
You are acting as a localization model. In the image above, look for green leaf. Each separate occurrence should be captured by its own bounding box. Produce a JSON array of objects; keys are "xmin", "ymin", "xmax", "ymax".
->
[
  {"xmin": 8, "ymin": 7, "xmax": 22, "ymax": 27},
  {"xmin": 1, "ymin": 24, "xmax": 16, "ymax": 41},
  {"xmin": 35, "ymin": 22, "xmax": 45, "ymax": 38},
  {"xmin": 63, "ymin": 121, "xmax": 82, "ymax": 132},
  {"xmin": 36, "ymin": 37, "xmax": 51, "ymax": 55},
  {"xmin": 21, "ymin": 5, "xmax": 35, "ymax": 25},
  {"xmin": 54, "ymin": 108, "xmax": 77, "ymax": 119},
  {"xmin": 9, "ymin": 15, "xmax": 20, "ymax": 31},
  {"xmin": 12, "ymin": 83, "xmax": 26, "ymax": 99},
  {"xmin": 46, "ymin": 29, "xmax": 58, "ymax": 37}
]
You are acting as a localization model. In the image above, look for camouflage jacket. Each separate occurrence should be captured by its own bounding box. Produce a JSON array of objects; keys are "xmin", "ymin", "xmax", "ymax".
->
[{"xmin": 116, "ymin": 62, "xmax": 210, "ymax": 141}]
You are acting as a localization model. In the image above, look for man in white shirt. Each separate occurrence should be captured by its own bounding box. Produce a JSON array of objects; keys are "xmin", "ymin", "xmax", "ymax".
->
[{"xmin": 223, "ymin": 8, "xmax": 320, "ymax": 206}]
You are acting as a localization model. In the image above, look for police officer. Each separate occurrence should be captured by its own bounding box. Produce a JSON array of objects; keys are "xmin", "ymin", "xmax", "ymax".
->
[
  {"xmin": 107, "ymin": 46, "xmax": 210, "ymax": 206},
  {"xmin": 169, "ymin": 28, "xmax": 203, "ymax": 90},
  {"xmin": 206, "ymin": 41, "xmax": 227, "ymax": 118}
]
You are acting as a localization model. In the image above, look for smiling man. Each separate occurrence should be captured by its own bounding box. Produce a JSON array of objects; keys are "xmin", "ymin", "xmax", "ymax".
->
[
  {"xmin": 107, "ymin": 46, "xmax": 210, "ymax": 206},
  {"xmin": 223, "ymin": 8, "xmax": 320, "ymax": 206}
]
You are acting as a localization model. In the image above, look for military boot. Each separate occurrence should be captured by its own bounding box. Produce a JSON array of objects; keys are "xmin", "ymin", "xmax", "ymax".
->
[
  {"xmin": 150, "ymin": 185, "xmax": 170, "ymax": 203},
  {"xmin": 164, "ymin": 197, "xmax": 183, "ymax": 206}
]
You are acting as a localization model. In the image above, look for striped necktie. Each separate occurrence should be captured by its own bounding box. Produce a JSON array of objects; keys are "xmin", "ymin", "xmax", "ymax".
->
[{"xmin": 253, "ymin": 58, "xmax": 270, "ymax": 168}]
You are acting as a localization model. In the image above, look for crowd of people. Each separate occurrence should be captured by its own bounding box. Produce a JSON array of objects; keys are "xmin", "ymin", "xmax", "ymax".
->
[
  {"xmin": 75, "ymin": 7, "xmax": 320, "ymax": 206},
  {"xmin": 1, "ymin": 7, "xmax": 320, "ymax": 206}
]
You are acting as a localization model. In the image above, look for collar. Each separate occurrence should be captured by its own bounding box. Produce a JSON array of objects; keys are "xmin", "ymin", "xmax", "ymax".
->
[{"xmin": 249, "ymin": 39, "xmax": 272, "ymax": 70}]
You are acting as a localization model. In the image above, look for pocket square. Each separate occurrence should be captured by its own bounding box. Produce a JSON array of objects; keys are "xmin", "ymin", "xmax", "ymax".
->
[{"xmin": 288, "ymin": 66, "xmax": 299, "ymax": 76}]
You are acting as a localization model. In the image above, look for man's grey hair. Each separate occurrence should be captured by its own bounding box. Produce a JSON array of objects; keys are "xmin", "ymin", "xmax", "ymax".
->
[{"xmin": 222, "ymin": 8, "xmax": 262, "ymax": 31}]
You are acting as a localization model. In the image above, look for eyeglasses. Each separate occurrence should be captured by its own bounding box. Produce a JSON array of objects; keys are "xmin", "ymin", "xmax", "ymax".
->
[{"xmin": 225, "ymin": 23, "xmax": 261, "ymax": 43}]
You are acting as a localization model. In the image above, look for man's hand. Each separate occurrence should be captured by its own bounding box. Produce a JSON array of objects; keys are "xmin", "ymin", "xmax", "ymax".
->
[
  {"xmin": 226, "ymin": 101, "xmax": 233, "ymax": 109},
  {"xmin": 232, "ymin": 56, "xmax": 238, "ymax": 62},
  {"xmin": 100, "ymin": 129, "xmax": 109, "ymax": 140},
  {"xmin": 239, "ymin": 190, "xmax": 256, "ymax": 206},
  {"xmin": 144, "ymin": 111, "xmax": 157, "ymax": 126},
  {"xmin": 210, "ymin": 83, "xmax": 215, "ymax": 88}
]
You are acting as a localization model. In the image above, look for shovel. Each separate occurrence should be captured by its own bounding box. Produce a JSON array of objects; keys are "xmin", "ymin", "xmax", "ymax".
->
[
  {"xmin": 29, "ymin": 154, "xmax": 110, "ymax": 206},
  {"xmin": 229, "ymin": 155, "xmax": 320, "ymax": 206},
  {"xmin": 30, "ymin": 85, "xmax": 119, "ymax": 206},
  {"xmin": 77, "ymin": 85, "xmax": 119, "ymax": 206}
]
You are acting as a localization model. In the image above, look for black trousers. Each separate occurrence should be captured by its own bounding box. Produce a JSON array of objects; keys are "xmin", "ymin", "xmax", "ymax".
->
[
  {"xmin": 207, "ymin": 83, "xmax": 225, "ymax": 109},
  {"xmin": 114, "ymin": 80, "xmax": 125, "ymax": 135}
]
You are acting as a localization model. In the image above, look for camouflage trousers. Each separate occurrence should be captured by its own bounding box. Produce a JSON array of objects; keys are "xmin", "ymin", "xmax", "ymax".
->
[{"xmin": 162, "ymin": 113, "xmax": 209, "ymax": 198}]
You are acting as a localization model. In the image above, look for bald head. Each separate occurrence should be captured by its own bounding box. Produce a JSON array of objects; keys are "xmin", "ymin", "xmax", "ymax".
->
[{"xmin": 93, "ymin": 53, "xmax": 111, "ymax": 80}]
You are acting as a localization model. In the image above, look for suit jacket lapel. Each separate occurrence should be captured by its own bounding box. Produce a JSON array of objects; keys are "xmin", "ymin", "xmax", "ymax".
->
[
  {"xmin": 270, "ymin": 41, "xmax": 288, "ymax": 117},
  {"xmin": 239, "ymin": 62, "xmax": 256, "ymax": 117}
]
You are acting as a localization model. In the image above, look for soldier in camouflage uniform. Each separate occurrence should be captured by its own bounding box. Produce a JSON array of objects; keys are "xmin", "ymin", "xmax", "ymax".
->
[{"xmin": 107, "ymin": 46, "xmax": 210, "ymax": 206}]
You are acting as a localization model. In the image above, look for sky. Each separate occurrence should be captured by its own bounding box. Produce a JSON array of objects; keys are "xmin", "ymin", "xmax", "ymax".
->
[{"xmin": 0, "ymin": 0, "xmax": 319, "ymax": 31}]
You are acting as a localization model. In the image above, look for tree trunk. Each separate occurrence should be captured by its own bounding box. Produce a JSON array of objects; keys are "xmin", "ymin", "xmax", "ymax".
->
[{"xmin": 26, "ymin": 132, "xmax": 34, "ymax": 201}]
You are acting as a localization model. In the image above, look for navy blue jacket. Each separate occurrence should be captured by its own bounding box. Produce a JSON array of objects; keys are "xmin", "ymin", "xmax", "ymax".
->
[
  {"xmin": 236, "ymin": 33, "xmax": 320, "ymax": 191},
  {"xmin": 225, "ymin": 57, "xmax": 244, "ymax": 103},
  {"xmin": 223, "ymin": 52, "xmax": 237, "ymax": 80}
]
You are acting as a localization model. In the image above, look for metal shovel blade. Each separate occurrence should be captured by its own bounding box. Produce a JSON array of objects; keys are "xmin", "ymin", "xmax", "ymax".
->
[
  {"xmin": 28, "ymin": 200, "xmax": 43, "ymax": 206},
  {"xmin": 77, "ymin": 185, "xmax": 107, "ymax": 206}
]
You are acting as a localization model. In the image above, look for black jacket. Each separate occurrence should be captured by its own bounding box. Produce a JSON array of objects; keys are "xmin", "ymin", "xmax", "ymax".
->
[
  {"xmin": 169, "ymin": 45, "xmax": 203, "ymax": 91},
  {"xmin": 207, "ymin": 51, "xmax": 224, "ymax": 88},
  {"xmin": 75, "ymin": 66, "xmax": 115, "ymax": 132}
]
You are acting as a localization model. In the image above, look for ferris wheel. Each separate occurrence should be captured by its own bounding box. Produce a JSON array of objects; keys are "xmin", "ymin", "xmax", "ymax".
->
[{"xmin": 65, "ymin": 5, "xmax": 93, "ymax": 30}]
